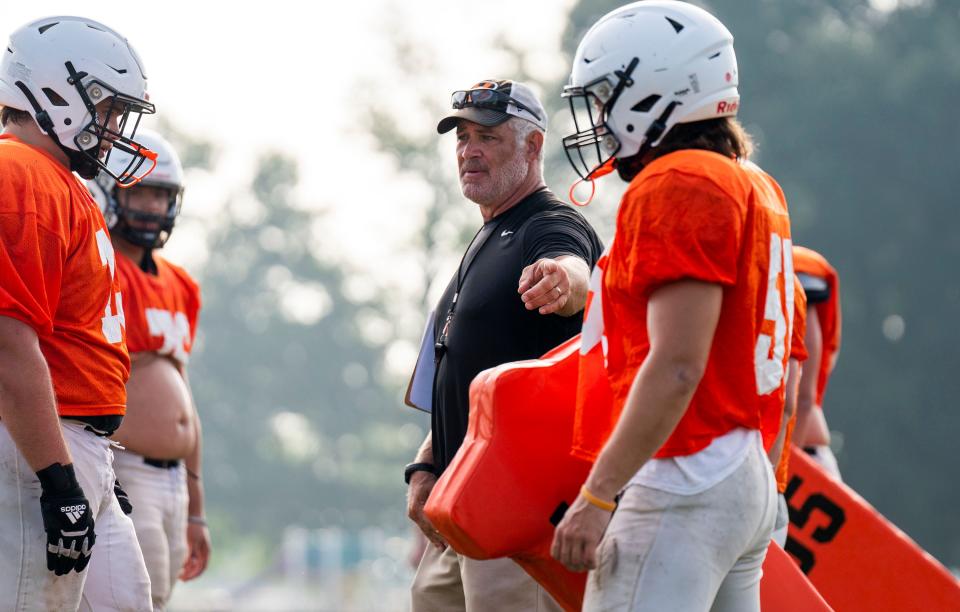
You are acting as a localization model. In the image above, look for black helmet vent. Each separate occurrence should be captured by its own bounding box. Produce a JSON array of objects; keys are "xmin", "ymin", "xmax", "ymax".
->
[
  {"xmin": 632, "ymin": 94, "xmax": 662, "ymax": 113},
  {"xmin": 42, "ymin": 88, "xmax": 69, "ymax": 107},
  {"xmin": 666, "ymin": 17, "xmax": 684, "ymax": 33}
]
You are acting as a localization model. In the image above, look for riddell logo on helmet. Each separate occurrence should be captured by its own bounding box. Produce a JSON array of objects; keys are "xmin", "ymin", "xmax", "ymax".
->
[{"xmin": 717, "ymin": 100, "xmax": 739, "ymax": 114}]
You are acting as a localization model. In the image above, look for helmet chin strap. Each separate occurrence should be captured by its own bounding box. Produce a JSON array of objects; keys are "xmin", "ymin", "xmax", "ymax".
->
[
  {"xmin": 615, "ymin": 101, "xmax": 682, "ymax": 182},
  {"xmin": 138, "ymin": 246, "xmax": 157, "ymax": 275},
  {"xmin": 65, "ymin": 148, "xmax": 101, "ymax": 180},
  {"xmin": 13, "ymin": 80, "xmax": 102, "ymax": 179}
]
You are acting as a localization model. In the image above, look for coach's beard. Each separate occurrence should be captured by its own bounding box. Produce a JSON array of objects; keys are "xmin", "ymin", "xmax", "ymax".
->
[{"xmin": 461, "ymin": 153, "xmax": 529, "ymax": 208}]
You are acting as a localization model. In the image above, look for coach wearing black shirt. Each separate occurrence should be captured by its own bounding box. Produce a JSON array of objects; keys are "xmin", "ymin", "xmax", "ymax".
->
[{"xmin": 407, "ymin": 80, "xmax": 603, "ymax": 612}]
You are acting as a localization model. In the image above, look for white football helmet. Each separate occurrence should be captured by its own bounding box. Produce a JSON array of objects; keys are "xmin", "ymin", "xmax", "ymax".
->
[
  {"xmin": 0, "ymin": 16, "xmax": 156, "ymax": 183},
  {"xmin": 562, "ymin": 1, "xmax": 740, "ymax": 179},
  {"xmin": 88, "ymin": 130, "xmax": 184, "ymax": 249}
]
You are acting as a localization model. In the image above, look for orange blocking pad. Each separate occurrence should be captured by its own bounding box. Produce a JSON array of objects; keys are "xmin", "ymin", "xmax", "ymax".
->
[
  {"xmin": 424, "ymin": 336, "xmax": 590, "ymax": 610},
  {"xmin": 785, "ymin": 447, "xmax": 960, "ymax": 611},
  {"xmin": 760, "ymin": 542, "xmax": 833, "ymax": 611},
  {"xmin": 513, "ymin": 546, "xmax": 587, "ymax": 612},
  {"xmin": 426, "ymin": 335, "xmax": 835, "ymax": 611}
]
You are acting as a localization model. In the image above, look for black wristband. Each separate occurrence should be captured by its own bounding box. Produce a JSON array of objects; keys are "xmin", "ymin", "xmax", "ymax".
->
[
  {"xmin": 36, "ymin": 463, "xmax": 81, "ymax": 495},
  {"xmin": 404, "ymin": 462, "xmax": 435, "ymax": 485}
]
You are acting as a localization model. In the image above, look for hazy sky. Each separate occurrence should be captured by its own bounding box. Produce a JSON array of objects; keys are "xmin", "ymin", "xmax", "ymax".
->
[
  {"xmin": 4, "ymin": 1, "xmax": 581, "ymax": 378},
  {"xmin": 3, "ymin": 1, "xmax": 575, "ymax": 272}
]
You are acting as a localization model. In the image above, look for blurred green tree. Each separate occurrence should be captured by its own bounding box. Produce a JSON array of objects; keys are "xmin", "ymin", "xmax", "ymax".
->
[{"xmin": 187, "ymin": 152, "xmax": 420, "ymax": 551}]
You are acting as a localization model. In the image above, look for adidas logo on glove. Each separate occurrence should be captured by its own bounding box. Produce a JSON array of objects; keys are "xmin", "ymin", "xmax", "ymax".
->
[{"xmin": 60, "ymin": 504, "xmax": 87, "ymax": 524}]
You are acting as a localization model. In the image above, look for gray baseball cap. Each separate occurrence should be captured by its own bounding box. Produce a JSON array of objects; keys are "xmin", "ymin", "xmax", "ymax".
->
[{"xmin": 437, "ymin": 79, "xmax": 548, "ymax": 134}]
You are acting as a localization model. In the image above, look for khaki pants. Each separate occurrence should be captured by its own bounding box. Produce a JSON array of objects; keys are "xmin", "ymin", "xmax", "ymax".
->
[
  {"xmin": 584, "ymin": 441, "xmax": 777, "ymax": 612},
  {"xmin": 411, "ymin": 544, "xmax": 562, "ymax": 612}
]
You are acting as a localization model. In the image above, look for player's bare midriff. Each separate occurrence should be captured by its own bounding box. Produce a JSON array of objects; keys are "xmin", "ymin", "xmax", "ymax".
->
[{"xmin": 112, "ymin": 353, "xmax": 196, "ymax": 459}]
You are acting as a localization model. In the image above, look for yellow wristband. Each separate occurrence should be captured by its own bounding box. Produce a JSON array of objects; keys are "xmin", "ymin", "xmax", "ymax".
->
[{"xmin": 580, "ymin": 485, "xmax": 616, "ymax": 512}]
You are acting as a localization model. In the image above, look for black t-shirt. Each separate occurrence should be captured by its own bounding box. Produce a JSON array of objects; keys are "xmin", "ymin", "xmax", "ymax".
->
[{"xmin": 430, "ymin": 187, "xmax": 604, "ymax": 474}]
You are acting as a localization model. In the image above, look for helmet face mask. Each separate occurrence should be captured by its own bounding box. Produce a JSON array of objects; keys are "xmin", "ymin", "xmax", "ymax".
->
[
  {"xmin": 563, "ymin": 1, "xmax": 741, "ymax": 181},
  {"xmin": 0, "ymin": 16, "xmax": 157, "ymax": 183},
  {"xmin": 112, "ymin": 185, "xmax": 182, "ymax": 249},
  {"xmin": 88, "ymin": 129, "xmax": 184, "ymax": 250},
  {"xmin": 72, "ymin": 76, "xmax": 157, "ymax": 183},
  {"xmin": 561, "ymin": 59, "xmax": 640, "ymax": 180}
]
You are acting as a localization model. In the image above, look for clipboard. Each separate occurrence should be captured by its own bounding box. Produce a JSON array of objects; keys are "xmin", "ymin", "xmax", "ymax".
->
[
  {"xmin": 405, "ymin": 200, "xmax": 544, "ymax": 413},
  {"xmin": 404, "ymin": 310, "xmax": 435, "ymax": 413}
]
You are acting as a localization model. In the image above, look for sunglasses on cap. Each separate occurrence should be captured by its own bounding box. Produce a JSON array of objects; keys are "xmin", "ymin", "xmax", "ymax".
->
[{"xmin": 450, "ymin": 88, "xmax": 542, "ymax": 122}]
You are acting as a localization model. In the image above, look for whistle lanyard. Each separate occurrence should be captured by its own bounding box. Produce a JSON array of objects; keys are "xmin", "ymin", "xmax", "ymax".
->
[
  {"xmin": 432, "ymin": 191, "xmax": 549, "ymax": 364},
  {"xmin": 434, "ymin": 216, "xmax": 507, "ymax": 363}
]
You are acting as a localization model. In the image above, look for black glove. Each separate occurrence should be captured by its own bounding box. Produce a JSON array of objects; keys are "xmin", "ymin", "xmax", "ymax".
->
[
  {"xmin": 36, "ymin": 463, "xmax": 96, "ymax": 575},
  {"xmin": 114, "ymin": 479, "xmax": 133, "ymax": 515}
]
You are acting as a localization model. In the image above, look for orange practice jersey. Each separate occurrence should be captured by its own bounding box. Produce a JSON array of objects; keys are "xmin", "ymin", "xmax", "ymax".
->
[
  {"xmin": 602, "ymin": 150, "xmax": 795, "ymax": 457},
  {"xmin": 0, "ymin": 135, "xmax": 130, "ymax": 416},
  {"xmin": 792, "ymin": 245, "xmax": 840, "ymax": 408},
  {"xmin": 117, "ymin": 253, "xmax": 200, "ymax": 366},
  {"xmin": 775, "ymin": 277, "xmax": 809, "ymax": 492},
  {"xmin": 790, "ymin": 276, "xmax": 810, "ymax": 365}
]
